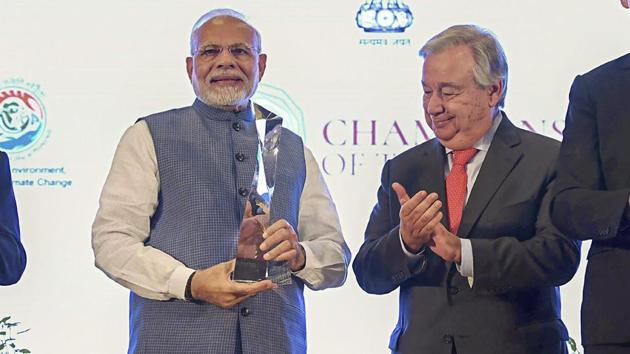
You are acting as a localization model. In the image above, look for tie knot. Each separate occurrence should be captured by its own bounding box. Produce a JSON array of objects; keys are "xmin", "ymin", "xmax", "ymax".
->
[{"xmin": 452, "ymin": 148, "xmax": 478, "ymax": 166}]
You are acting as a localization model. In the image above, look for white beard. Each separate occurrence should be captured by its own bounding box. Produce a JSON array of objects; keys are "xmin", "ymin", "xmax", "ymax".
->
[
  {"xmin": 193, "ymin": 68, "xmax": 261, "ymax": 111},
  {"xmin": 202, "ymin": 84, "xmax": 250, "ymax": 108}
]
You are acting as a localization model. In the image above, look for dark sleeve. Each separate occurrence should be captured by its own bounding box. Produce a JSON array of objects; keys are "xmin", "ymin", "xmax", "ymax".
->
[
  {"xmin": 0, "ymin": 152, "xmax": 26, "ymax": 285},
  {"xmin": 352, "ymin": 160, "xmax": 428, "ymax": 294},
  {"xmin": 551, "ymin": 75, "xmax": 630, "ymax": 240},
  {"xmin": 471, "ymin": 167, "xmax": 581, "ymax": 294}
]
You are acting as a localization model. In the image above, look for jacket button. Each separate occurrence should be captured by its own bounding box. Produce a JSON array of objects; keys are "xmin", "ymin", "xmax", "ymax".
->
[
  {"xmin": 238, "ymin": 188, "xmax": 248, "ymax": 197},
  {"xmin": 240, "ymin": 307, "xmax": 250, "ymax": 317},
  {"xmin": 232, "ymin": 122, "xmax": 241, "ymax": 131},
  {"xmin": 448, "ymin": 286, "xmax": 459, "ymax": 295},
  {"xmin": 235, "ymin": 153, "xmax": 245, "ymax": 162},
  {"xmin": 443, "ymin": 334, "xmax": 453, "ymax": 344}
]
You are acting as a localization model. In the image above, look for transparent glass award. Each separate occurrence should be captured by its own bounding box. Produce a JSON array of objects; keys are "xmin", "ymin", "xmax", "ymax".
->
[{"xmin": 232, "ymin": 117, "xmax": 292, "ymax": 285}]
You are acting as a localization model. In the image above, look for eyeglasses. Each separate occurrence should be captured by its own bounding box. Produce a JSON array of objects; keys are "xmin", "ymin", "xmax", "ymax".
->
[{"xmin": 193, "ymin": 44, "xmax": 257, "ymax": 60}]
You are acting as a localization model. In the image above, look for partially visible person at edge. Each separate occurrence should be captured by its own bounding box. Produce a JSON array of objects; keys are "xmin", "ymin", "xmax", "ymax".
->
[
  {"xmin": 92, "ymin": 8, "xmax": 350, "ymax": 354},
  {"xmin": 0, "ymin": 151, "xmax": 26, "ymax": 286},
  {"xmin": 551, "ymin": 1, "xmax": 630, "ymax": 354},
  {"xmin": 353, "ymin": 24, "xmax": 580, "ymax": 354}
]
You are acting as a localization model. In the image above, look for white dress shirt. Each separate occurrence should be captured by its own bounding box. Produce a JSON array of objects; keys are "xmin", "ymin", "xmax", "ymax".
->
[
  {"xmin": 400, "ymin": 113, "xmax": 503, "ymax": 282},
  {"xmin": 92, "ymin": 120, "xmax": 350, "ymax": 301}
]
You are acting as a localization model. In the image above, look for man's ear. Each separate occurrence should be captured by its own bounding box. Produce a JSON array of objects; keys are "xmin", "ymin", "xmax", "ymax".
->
[
  {"xmin": 487, "ymin": 80, "xmax": 503, "ymax": 107},
  {"xmin": 258, "ymin": 53, "xmax": 267, "ymax": 80},
  {"xmin": 186, "ymin": 57, "xmax": 193, "ymax": 82}
]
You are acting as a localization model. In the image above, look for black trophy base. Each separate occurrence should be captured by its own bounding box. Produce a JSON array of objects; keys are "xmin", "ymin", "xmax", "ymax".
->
[{"xmin": 233, "ymin": 258, "xmax": 268, "ymax": 283}]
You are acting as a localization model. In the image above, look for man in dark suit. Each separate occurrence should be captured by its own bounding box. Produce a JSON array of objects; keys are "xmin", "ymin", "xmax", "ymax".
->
[
  {"xmin": 551, "ymin": 3, "xmax": 630, "ymax": 351},
  {"xmin": 353, "ymin": 24, "xmax": 580, "ymax": 354},
  {"xmin": 0, "ymin": 151, "xmax": 26, "ymax": 285}
]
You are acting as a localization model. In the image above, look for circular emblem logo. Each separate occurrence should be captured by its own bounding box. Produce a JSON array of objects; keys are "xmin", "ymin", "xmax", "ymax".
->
[{"xmin": 0, "ymin": 78, "xmax": 49, "ymax": 159}]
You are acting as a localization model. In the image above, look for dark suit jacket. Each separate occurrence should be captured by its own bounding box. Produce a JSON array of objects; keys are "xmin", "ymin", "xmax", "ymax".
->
[
  {"xmin": 551, "ymin": 53, "xmax": 630, "ymax": 346},
  {"xmin": 353, "ymin": 115, "xmax": 580, "ymax": 354},
  {"xmin": 0, "ymin": 151, "xmax": 26, "ymax": 285}
]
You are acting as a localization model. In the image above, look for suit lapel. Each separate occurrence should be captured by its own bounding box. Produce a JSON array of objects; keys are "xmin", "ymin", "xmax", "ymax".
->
[
  {"xmin": 457, "ymin": 115, "xmax": 523, "ymax": 238},
  {"xmin": 411, "ymin": 139, "xmax": 450, "ymax": 229}
]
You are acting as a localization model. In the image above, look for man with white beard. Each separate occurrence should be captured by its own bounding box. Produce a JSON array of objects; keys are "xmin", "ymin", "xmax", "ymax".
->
[{"xmin": 92, "ymin": 8, "xmax": 350, "ymax": 354}]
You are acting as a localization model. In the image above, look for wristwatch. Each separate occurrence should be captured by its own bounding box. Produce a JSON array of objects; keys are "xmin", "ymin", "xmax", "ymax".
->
[{"xmin": 184, "ymin": 271, "xmax": 197, "ymax": 302}]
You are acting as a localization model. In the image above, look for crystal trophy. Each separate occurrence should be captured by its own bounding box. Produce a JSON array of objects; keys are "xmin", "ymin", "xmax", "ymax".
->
[{"xmin": 232, "ymin": 117, "xmax": 292, "ymax": 285}]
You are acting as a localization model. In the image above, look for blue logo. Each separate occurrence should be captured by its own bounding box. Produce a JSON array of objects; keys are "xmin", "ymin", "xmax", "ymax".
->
[
  {"xmin": 0, "ymin": 78, "xmax": 50, "ymax": 159},
  {"xmin": 252, "ymin": 83, "xmax": 307, "ymax": 142},
  {"xmin": 356, "ymin": 0, "xmax": 413, "ymax": 33}
]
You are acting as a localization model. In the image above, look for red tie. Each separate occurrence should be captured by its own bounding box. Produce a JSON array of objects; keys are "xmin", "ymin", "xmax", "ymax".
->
[{"xmin": 446, "ymin": 148, "xmax": 478, "ymax": 235}]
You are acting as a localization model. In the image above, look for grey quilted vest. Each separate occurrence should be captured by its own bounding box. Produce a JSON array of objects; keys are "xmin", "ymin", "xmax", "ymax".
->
[{"xmin": 129, "ymin": 99, "xmax": 307, "ymax": 354}]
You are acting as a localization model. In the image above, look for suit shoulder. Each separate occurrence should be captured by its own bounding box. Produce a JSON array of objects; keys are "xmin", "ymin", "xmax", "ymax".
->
[
  {"xmin": 388, "ymin": 138, "xmax": 438, "ymax": 164},
  {"xmin": 0, "ymin": 151, "xmax": 8, "ymax": 171},
  {"xmin": 515, "ymin": 128, "xmax": 561, "ymax": 158},
  {"xmin": 581, "ymin": 53, "xmax": 630, "ymax": 81},
  {"xmin": 517, "ymin": 128, "xmax": 560, "ymax": 168}
]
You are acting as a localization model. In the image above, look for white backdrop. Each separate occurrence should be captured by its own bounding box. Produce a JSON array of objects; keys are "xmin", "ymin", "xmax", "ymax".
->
[{"xmin": 1, "ymin": 1, "xmax": 629, "ymax": 353}]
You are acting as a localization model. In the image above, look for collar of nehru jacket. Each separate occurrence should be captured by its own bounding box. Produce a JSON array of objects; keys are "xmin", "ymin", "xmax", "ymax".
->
[{"xmin": 192, "ymin": 98, "xmax": 255, "ymax": 122}]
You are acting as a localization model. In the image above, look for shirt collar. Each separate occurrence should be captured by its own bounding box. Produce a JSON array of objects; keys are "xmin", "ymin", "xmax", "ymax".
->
[
  {"xmin": 192, "ymin": 98, "xmax": 255, "ymax": 122},
  {"xmin": 444, "ymin": 111, "xmax": 503, "ymax": 154}
]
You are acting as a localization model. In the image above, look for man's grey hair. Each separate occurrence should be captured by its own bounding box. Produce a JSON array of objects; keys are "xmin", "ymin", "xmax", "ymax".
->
[
  {"xmin": 189, "ymin": 8, "xmax": 262, "ymax": 56},
  {"xmin": 419, "ymin": 24, "xmax": 508, "ymax": 108}
]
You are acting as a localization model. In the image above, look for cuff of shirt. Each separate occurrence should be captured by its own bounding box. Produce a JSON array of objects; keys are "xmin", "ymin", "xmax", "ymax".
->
[
  {"xmin": 399, "ymin": 229, "xmax": 425, "ymax": 259},
  {"xmin": 398, "ymin": 228, "xmax": 428, "ymax": 272},
  {"xmin": 456, "ymin": 238, "xmax": 474, "ymax": 278},
  {"xmin": 168, "ymin": 266, "xmax": 196, "ymax": 300},
  {"xmin": 293, "ymin": 242, "xmax": 320, "ymax": 284}
]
